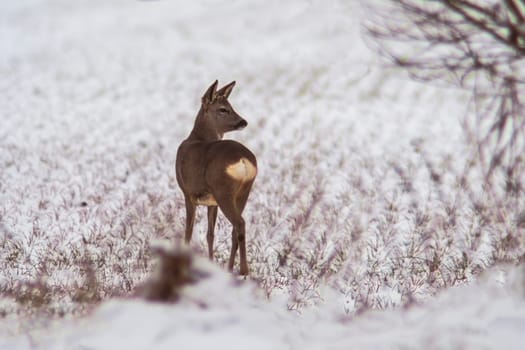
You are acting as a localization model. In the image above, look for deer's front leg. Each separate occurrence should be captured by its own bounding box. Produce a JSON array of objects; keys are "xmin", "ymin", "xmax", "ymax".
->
[
  {"xmin": 184, "ymin": 196, "xmax": 196, "ymax": 244},
  {"xmin": 207, "ymin": 205, "xmax": 218, "ymax": 259}
]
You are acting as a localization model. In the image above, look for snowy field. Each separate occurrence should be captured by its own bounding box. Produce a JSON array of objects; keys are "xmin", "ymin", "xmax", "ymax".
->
[{"xmin": 1, "ymin": 0, "xmax": 524, "ymax": 348}]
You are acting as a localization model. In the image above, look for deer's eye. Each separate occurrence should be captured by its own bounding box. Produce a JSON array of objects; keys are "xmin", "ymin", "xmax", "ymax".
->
[{"xmin": 219, "ymin": 107, "xmax": 229, "ymax": 114}]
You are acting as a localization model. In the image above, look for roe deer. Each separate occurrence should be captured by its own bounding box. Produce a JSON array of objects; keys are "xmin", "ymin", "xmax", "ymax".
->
[{"xmin": 176, "ymin": 80, "xmax": 257, "ymax": 276}]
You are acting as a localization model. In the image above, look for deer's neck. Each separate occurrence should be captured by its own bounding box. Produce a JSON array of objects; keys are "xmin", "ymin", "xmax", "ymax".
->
[{"xmin": 188, "ymin": 108, "xmax": 223, "ymax": 141}]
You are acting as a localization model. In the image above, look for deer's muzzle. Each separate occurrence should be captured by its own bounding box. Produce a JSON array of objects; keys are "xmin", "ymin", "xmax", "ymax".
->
[{"xmin": 235, "ymin": 119, "xmax": 248, "ymax": 130}]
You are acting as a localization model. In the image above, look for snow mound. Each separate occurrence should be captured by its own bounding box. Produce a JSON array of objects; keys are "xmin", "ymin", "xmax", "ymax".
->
[{"xmin": 2, "ymin": 258, "xmax": 525, "ymax": 350}]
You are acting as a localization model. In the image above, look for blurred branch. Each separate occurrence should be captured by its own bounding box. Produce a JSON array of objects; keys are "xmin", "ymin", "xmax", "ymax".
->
[{"xmin": 365, "ymin": 0, "xmax": 525, "ymax": 188}]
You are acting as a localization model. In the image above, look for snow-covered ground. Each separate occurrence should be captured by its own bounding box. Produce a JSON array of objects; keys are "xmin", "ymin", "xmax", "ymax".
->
[
  {"xmin": 1, "ymin": 0, "xmax": 524, "ymax": 348},
  {"xmin": 2, "ymin": 254, "xmax": 525, "ymax": 350}
]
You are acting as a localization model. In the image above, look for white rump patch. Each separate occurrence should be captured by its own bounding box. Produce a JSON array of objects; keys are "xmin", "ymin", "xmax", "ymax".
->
[{"xmin": 225, "ymin": 158, "xmax": 257, "ymax": 182}]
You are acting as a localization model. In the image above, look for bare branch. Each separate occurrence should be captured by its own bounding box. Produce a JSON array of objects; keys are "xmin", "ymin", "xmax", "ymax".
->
[
  {"xmin": 506, "ymin": 0, "xmax": 525, "ymax": 23},
  {"xmin": 443, "ymin": 0, "xmax": 525, "ymax": 54},
  {"xmin": 365, "ymin": 0, "xmax": 525, "ymax": 187}
]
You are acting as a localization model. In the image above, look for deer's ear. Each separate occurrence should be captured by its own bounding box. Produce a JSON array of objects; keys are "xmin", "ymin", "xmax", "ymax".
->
[
  {"xmin": 216, "ymin": 81, "xmax": 236, "ymax": 99},
  {"xmin": 202, "ymin": 80, "xmax": 218, "ymax": 104}
]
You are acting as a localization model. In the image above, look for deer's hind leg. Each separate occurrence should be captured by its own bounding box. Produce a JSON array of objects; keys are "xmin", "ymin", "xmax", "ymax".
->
[
  {"xmin": 213, "ymin": 185, "xmax": 249, "ymax": 275},
  {"xmin": 184, "ymin": 195, "xmax": 196, "ymax": 244},
  {"xmin": 236, "ymin": 181, "xmax": 254, "ymax": 214},
  {"xmin": 207, "ymin": 205, "xmax": 218, "ymax": 259},
  {"xmin": 234, "ymin": 182, "xmax": 254, "ymax": 275},
  {"xmin": 229, "ymin": 226, "xmax": 239, "ymax": 272}
]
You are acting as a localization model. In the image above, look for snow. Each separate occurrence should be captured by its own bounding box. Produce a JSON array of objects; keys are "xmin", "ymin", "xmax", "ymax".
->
[
  {"xmin": 2, "ymin": 256, "xmax": 525, "ymax": 350},
  {"xmin": 1, "ymin": 0, "xmax": 525, "ymax": 349}
]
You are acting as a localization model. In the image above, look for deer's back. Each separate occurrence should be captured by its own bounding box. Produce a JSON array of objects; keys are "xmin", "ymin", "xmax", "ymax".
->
[{"xmin": 206, "ymin": 140, "xmax": 256, "ymax": 168}]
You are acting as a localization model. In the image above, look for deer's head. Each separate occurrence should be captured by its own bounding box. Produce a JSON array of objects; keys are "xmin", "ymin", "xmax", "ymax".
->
[{"xmin": 195, "ymin": 80, "xmax": 247, "ymax": 140}]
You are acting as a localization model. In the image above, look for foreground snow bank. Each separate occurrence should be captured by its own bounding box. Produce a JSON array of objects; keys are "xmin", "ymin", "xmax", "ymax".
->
[{"xmin": 3, "ymin": 256, "xmax": 525, "ymax": 350}]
